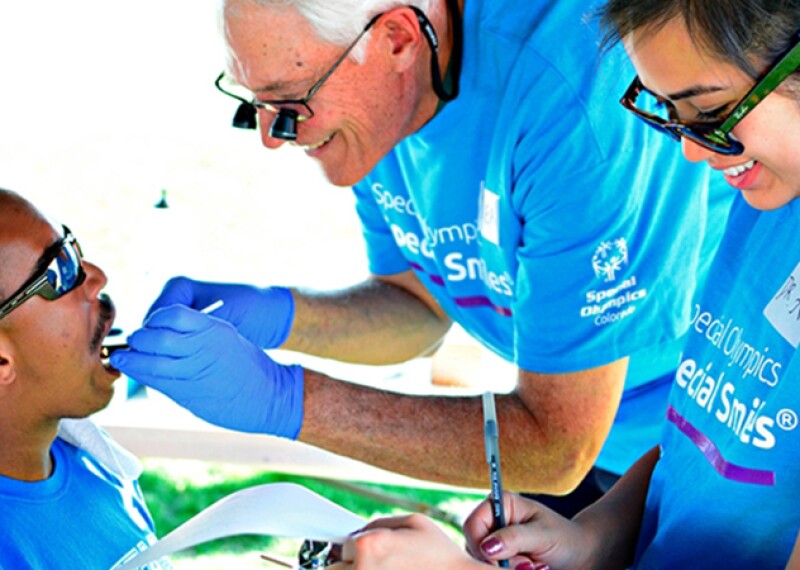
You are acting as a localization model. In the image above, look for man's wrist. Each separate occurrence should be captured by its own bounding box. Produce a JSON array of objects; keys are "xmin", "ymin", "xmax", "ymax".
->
[{"xmin": 265, "ymin": 363, "xmax": 305, "ymax": 439}]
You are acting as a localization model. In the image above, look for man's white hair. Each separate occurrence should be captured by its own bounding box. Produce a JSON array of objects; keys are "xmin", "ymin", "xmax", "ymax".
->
[{"xmin": 243, "ymin": 0, "xmax": 434, "ymax": 57}]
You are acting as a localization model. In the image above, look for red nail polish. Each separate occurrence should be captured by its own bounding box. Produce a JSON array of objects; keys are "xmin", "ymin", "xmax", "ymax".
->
[
  {"xmin": 481, "ymin": 537, "xmax": 503, "ymax": 556},
  {"xmin": 515, "ymin": 563, "xmax": 550, "ymax": 570}
]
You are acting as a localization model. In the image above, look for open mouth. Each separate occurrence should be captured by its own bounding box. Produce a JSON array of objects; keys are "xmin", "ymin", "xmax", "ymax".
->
[
  {"xmin": 100, "ymin": 343, "xmax": 127, "ymax": 371},
  {"xmin": 722, "ymin": 159, "xmax": 756, "ymax": 178},
  {"xmin": 96, "ymin": 293, "xmax": 123, "ymax": 372},
  {"xmin": 720, "ymin": 159, "xmax": 760, "ymax": 190}
]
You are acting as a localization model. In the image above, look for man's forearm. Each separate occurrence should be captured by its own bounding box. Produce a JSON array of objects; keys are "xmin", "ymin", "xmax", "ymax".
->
[
  {"xmin": 297, "ymin": 368, "xmax": 617, "ymax": 491},
  {"xmin": 284, "ymin": 277, "xmax": 451, "ymax": 364}
]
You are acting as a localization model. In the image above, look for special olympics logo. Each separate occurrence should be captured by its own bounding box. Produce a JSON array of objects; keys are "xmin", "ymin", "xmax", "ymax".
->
[{"xmin": 592, "ymin": 238, "xmax": 629, "ymax": 282}]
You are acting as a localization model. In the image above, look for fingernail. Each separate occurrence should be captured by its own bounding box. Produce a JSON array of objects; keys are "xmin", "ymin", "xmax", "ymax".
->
[
  {"xmin": 515, "ymin": 563, "xmax": 549, "ymax": 570},
  {"xmin": 481, "ymin": 537, "xmax": 503, "ymax": 556}
]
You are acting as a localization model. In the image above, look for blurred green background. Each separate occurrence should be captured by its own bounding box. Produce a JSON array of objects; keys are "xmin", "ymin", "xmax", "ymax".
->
[{"xmin": 140, "ymin": 459, "xmax": 486, "ymax": 569}]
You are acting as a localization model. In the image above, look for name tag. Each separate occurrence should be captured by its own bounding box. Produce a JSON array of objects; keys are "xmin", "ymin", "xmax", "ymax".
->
[
  {"xmin": 479, "ymin": 183, "xmax": 500, "ymax": 245},
  {"xmin": 763, "ymin": 260, "xmax": 800, "ymax": 348}
]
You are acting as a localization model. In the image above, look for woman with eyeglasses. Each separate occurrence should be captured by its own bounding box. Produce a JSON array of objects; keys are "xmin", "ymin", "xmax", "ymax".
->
[
  {"xmin": 456, "ymin": 2, "xmax": 800, "ymax": 569},
  {"xmin": 327, "ymin": 1, "xmax": 800, "ymax": 569}
]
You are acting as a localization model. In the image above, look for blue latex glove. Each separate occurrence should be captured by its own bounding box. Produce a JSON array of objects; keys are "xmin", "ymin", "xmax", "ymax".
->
[
  {"xmin": 110, "ymin": 304, "xmax": 304, "ymax": 438},
  {"xmin": 146, "ymin": 277, "xmax": 294, "ymax": 349}
]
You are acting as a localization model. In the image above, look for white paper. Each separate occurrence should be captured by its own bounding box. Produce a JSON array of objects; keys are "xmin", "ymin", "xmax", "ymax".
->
[
  {"xmin": 763, "ymin": 260, "xmax": 800, "ymax": 348},
  {"xmin": 113, "ymin": 482, "xmax": 366, "ymax": 570}
]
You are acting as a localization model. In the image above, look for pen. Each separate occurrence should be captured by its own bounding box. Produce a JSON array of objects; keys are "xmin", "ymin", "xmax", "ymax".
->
[
  {"xmin": 100, "ymin": 300, "xmax": 225, "ymax": 363},
  {"xmin": 259, "ymin": 552, "xmax": 294, "ymax": 568},
  {"xmin": 482, "ymin": 391, "xmax": 509, "ymax": 568}
]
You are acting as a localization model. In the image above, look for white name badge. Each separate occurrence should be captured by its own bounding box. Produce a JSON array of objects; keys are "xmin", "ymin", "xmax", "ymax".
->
[
  {"xmin": 479, "ymin": 183, "xmax": 500, "ymax": 245},
  {"xmin": 763, "ymin": 260, "xmax": 800, "ymax": 348}
]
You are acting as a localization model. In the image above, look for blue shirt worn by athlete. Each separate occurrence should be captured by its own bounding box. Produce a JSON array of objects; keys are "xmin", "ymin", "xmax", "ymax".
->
[
  {"xmin": 635, "ymin": 195, "xmax": 800, "ymax": 568},
  {"xmin": 0, "ymin": 437, "xmax": 170, "ymax": 570},
  {"xmin": 352, "ymin": 0, "xmax": 723, "ymax": 475}
]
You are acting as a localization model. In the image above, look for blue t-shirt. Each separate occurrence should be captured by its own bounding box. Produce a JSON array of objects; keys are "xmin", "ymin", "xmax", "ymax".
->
[
  {"xmin": 0, "ymin": 438, "xmax": 170, "ymax": 570},
  {"xmin": 635, "ymin": 196, "xmax": 800, "ymax": 568},
  {"xmin": 351, "ymin": 0, "xmax": 724, "ymax": 474}
]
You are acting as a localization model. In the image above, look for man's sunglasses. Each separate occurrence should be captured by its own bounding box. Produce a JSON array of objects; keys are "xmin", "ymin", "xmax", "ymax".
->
[
  {"xmin": 621, "ymin": 32, "xmax": 800, "ymax": 155},
  {"xmin": 0, "ymin": 225, "xmax": 86, "ymax": 321}
]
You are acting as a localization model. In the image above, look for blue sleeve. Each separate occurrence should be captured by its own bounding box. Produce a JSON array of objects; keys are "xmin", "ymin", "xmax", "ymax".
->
[
  {"xmin": 498, "ymin": 44, "xmax": 709, "ymax": 373},
  {"xmin": 352, "ymin": 179, "xmax": 412, "ymax": 276}
]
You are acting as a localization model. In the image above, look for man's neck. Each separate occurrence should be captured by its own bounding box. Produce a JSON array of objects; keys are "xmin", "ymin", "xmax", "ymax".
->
[{"xmin": 0, "ymin": 417, "xmax": 59, "ymax": 481}]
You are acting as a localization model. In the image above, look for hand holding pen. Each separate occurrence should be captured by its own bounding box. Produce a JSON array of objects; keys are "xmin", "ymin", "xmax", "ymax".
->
[{"xmin": 466, "ymin": 407, "xmax": 570, "ymax": 570}]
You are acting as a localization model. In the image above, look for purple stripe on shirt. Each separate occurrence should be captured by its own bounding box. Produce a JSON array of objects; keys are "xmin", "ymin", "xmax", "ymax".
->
[
  {"xmin": 454, "ymin": 296, "xmax": 513, "ymax": 316},
  {"xmin": 667, "ymin": 405, "xmax": 775, "ymax": 486},
  {"xmin": 408, "ymin": 263, "xmax": 512, "ymax": 316}
]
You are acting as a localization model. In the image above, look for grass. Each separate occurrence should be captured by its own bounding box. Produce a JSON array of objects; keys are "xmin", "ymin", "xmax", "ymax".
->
[{"xmin": 139, "ymin": 459, "xmax": 486, "ymax": 568}]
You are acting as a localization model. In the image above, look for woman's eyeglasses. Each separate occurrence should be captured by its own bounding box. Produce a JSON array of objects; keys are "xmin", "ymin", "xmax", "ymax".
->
[
  {"xmin": 0, "ymin": 226, "xmax": 86, "ymax": 321},
  {"xmin": 621, "ymin": 32, "xmax": 800, "ymax": 155}
]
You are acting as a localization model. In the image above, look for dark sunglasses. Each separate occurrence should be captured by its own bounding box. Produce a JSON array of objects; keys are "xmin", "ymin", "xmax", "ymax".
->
[
  {"xmin": 621, "ymin": 31, "xmax": 800, "ymax": 155},
  {"xmin": 0, "ymin": 225, "xmax": 86, "ymax": 321}
]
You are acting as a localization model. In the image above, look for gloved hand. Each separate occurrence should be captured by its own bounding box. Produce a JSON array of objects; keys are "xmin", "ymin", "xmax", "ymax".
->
[
  {"xmin": 110, "ymin": 304, "xmax": 304, "ymax": 438},
  {"xmin": 145, "ymin": 277, "xmax": 295, "ymax": 349}
]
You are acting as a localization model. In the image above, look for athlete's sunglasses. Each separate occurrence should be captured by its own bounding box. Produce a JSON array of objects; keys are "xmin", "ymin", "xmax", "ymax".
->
[{"xmin": 0, "ymin": 225, "xmax": 86, "ymax": 320}]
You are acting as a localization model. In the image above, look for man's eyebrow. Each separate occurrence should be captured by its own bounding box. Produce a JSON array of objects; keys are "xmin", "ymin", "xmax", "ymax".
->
[{"xmin": 250, "ymin": 78, "xmax": 308, "ymax": 95}]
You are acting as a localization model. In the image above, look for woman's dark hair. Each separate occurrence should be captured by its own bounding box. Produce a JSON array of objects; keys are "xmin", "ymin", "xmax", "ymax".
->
[{"xmin": 597, "ymin": 0, "xmax": 800, "ymax": 80}]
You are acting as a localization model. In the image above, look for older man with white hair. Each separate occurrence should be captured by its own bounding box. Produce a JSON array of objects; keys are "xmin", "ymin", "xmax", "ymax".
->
[{"xmin": 114, "ymin": 0, "xmax": 726, "ymax": 515}]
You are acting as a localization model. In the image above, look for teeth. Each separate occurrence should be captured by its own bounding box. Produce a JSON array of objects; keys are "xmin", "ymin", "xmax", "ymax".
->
[
  {"xmin": 723, "ymin": 160, "xmax": 756, "ymax": 177},
  {"xmin": 100, "ymin": 344, "xmax": 128, "ymax": 366},
  {"xmin": 301, "ymin": 133, "xmax": 333, "ymax": 151}
]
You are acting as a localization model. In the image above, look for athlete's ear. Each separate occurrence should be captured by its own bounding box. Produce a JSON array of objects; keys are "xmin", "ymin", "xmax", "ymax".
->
[{"xmin": 0, "ymin": 334, "xmax": 16, "ymax": 387}]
